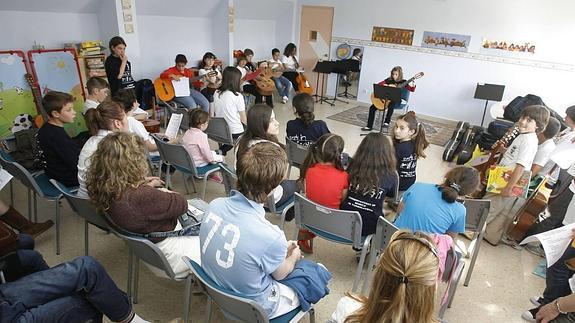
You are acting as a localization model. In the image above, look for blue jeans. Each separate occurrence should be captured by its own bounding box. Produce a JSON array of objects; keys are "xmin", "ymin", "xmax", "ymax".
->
[
  {"xmin": 3, "ymin": 234, "xmax": 50, "ymax": 282},
  {"xmin": 0, "ymin": 256, "xmax": 133, "ymax": 322},
  {"xmin": 273, "ymin": 76, "xmax": 292, "ymax": 98},
  {"xmin": 542, "ymin": 243, "xmax": 575, "ymax": 305},
  {"xmin": 173, "ymin": 88, "xmax": 210, "ymax": 112}
]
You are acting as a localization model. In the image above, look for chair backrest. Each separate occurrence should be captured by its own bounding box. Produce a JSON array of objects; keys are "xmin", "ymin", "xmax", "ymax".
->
[
  {"xmin": 219, "ymin": 163, "xmax": 238, "ymax": 196},
  {"xmin": 49, "ymin": 179, "xmax": 109, "ymax": 229},
  {"xmin": 183, "ymin": 257, "xmax": 270, "ymax": 323},
  {"xmin": 285, "ymin": 137, "xmax": 309, "ymax": 168},
  {"xmin": 106, "ymin": 217, "xmax": 176, "ymax": 279},
  {"xmin": 462, "ymin": 199, "xmax": 490, "ymax": 233},
  {"xmin": 1, "ymin": 137, "xmax": 16, "ymax": 152},
  {"xmin": 205, "ymin": 117, "xmax": 234, "ymax": 146},
  {"xmin": 151, "ymin": 134, "xmax": 197, "ymax": 176},
  {"xmin": 0, "ymin": 150, "xmax": 44, "ymax": 195},
  {"xmin": 294, "ymin": 192, "xmax": 363, "ymax": 248},
  {"xmin": 371, "ymin": 216, "xmax": 399, "ymax": 254},
  {"xmin": 400, "ymin": 88, "xmax": 411, "ymax": 102}
]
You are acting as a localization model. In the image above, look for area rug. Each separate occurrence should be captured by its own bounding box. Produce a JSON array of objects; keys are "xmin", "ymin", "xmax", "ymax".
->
[{"xmin": 327, "ymin": 105, "xmax": 458, "ymax": 146}]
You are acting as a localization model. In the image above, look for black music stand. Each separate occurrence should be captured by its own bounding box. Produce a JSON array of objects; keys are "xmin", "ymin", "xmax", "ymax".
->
[
  {"xmin": 474, "ymin": 83, "xmax": 505, "ymax": 127},
  {"xmin": 312, "ymin": 61, "xmax": 335, "ymax": 106},
  {"xmin": 328, "ymin": 60, "xmax": 355, "ymax": 105},
  {"xmin": 361, "ymin": 84, "xmax": 401, "ymax": 136},
  {"xmin": 337, "ymin": 59, "xmax": 360, "ymax": 99}
]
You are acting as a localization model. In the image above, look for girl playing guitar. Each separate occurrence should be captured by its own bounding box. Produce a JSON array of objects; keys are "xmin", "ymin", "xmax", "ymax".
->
[
  {"xmin": 361, "ymin": 66, "xmax": 418, "ymax": 131},
  {"xmin": 198, "ymin": 52, "xmax": 222, "ymax": 103}
]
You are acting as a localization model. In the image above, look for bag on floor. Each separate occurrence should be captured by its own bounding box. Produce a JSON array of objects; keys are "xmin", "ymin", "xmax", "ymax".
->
[{"xmin": 9, "ymin": 128, "xmax": 43, "ymax": 171}]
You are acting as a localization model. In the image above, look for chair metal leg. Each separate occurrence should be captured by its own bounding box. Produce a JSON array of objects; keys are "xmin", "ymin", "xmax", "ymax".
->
[
  {"xmin": 184, "ymin": 276, "xmax": 192, "ymax": 323},
  {"xmin": 309, "ymin": 307, "xmax": 316, "ymax": 323},
  {"xmin": 166, "ymin": 167, "xmax": 172, "ymax": 190},
  {"xmin": 352, "ymin": 235, "xmax": 372, "ymax": 292},
  {"xmin": 449, "ymin": 262, "xmax": 465, "ymax": 308},
  {"xmin": 27, "ymin": 188, "xmax": 32, "ymax": 221},
  {"xmin": 127, "ymin": 250, "xmax": 133, "ymax": 298},
  {"xmin": 182, "ymin": 173, "xmax": 190, "ymax": 195},
  {"xmin": 9, "ymin": 181, "xmax": 13, "ymax": 206},
  {"xmin": 55, "ymin": 199, "xmax": 60, "ymax": 255},
  {"xmin": 84, "ymin": 219, "xmax": 89, "ymax": 256},
  {"xmin": 0, "ymin": 270, "xmax": 5, "ymax": 284},
  {"xmin": 33, "ymin": 193, "xmax": 38, "ymax": 223},
  {"xmin": 287, "ymin": 165, "xmax": 292, "ymax": 179},
  {"xmin": 464, "ymin": 231, "xmax": 484, "ymax": 287},
  {"xmin": 202, "ymin": 177, "xmax": 208, "ymax": 200},
  {"xmin": 133, "ymin": 257, "xmax": 140, "ymax": 304},
  {"xmin": 205, "ymin": 297, "xmax": 213, "ymax": 323}
]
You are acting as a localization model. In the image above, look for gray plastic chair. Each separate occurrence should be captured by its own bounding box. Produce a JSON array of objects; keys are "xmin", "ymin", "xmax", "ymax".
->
[
  {"xmin": 0, "ymin": 151, "xmax": 63, "ymax": 255},
  {"xmin": 50, "ymin": 179, "xmax": 109, "ymax": 256},
  {"xmin": 220, "ymin": 163, "xmax": 293, "ymax": 229},
  {"xmin": 293, "ymin": 192, "xmax": 371, "ymax": 292},
  {"xmin": 461, "ymin": 198, "xmax": 490, "ymax": 287},
  {"xmin": 285, "ymin": 137, "xmax": 309, "ymax": 178},
  {"xmin": 205, "ymin": 117, "xmax": 234, "ymax": 146},
  {"xmin": 106, "ymin": 221, "xmax": 193, "ymax": 322},
  {"xmin": 151, "ymin": 134, "xmax": 220, "ymax": 199},
  {"xmin": 361, "ymin": 216, "xmax": 399, "ymax": 294},
  {"xmin": 183, "ymin": 256, "xmax": 315, "ymax": 323}
]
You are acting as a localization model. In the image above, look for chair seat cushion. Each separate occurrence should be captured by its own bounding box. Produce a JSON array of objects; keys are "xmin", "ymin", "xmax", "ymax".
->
[
  {"xmin": 33, "ymin": 173, "xmax": 63, "ymax": 199},
  {"xmin": 196, "ymin": 163, "xmax": 220, "ymax": 177},
  {"xmin": 270, "ymin": 307, "xmax": 306, "ymax": 323},
  {"xmin": 306, "ymin": 226, "xmax": 353, "ymax": 245}
]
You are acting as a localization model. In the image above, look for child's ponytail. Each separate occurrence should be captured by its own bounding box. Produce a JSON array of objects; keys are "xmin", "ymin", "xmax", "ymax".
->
[
  {"xmin": 299, "ymin": 134, "xmax": 344, "ymax": 180},
  {"xmin": 413, "ymin": 121, "xmax": 429, "ymax": 158}
]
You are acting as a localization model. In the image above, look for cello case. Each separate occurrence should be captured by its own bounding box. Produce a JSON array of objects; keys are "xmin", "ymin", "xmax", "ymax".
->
[{"xmin": 443, "ymin": 121, "xmax": 469, "ymax": 162}]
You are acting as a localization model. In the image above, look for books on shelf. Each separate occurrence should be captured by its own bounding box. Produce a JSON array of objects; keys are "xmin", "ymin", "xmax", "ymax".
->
[{"xmin": 486, "ymin": 165, "xmax": 531, "ymax": 198}]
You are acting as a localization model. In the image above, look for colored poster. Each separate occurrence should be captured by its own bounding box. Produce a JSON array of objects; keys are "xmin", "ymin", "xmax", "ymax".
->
[
  {"xmin": 29, "ymin": 49, "xmax": 87, "ymax": 136},
  {"xmin": 482, "ymin": 39, "xmax": 536, "ymax": 54},
  {"xmin": 421, "ymin": 31, "xmax": 471, "ymax": 52},
  {"xmin": 371, "ymin": 27, "xmax": 414, "ymax": 45},
  {"xmin": 0, "ymin": 51, "xmax": 39, "ymax": 139}
]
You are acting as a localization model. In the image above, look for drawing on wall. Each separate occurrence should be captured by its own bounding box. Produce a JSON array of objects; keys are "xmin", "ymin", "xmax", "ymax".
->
[
  {"xmin": 121, "ymin": 0, "xmax": 131, "ymax": 10},
  {"xmin": 371, "ymin": 27, "xmax": 414, "ymax": 45},
  {"xmin": 29, "ymin": 49, "xmax": 87, "ymax": 137},
  {"xmin": 482, "ymin": 39, "xmax": 536, "ymax": 54},
  {"xmin": 421, "ymin": 31, "xmax": 471, "ymax": 52},
  {"xmin": 0, "ymin": 51, "xmax": 39, "ymax": 139},
  {"xmin": 124, "ymin": 23, "xmax": 134, "ymax": 34}
]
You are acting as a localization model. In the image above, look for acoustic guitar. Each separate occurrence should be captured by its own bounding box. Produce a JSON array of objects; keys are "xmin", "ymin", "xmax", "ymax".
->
[
  {"xmin": 370, "ymin": 72, "xmax": 424, "ymax": 110},
  {"xmin": 25, "ymin": 73, "xmax": 49, "ymax": 127},
  {"xmin": 291, "ymin": 56, "xmax": 313, "ymax": 95},
  {"xmin": 154, "ymin": 71, "xmax": 216, "ymax": 102},
  {"xmin": 254, "ymin": 67, "xmax": 276, "ymax": 96},
  {"xmin": 470, "ymin": 126, "xmax": 520, "ymax": 198},
  {"xmin": 506, "ymin": 173, "xmax": 554, "ymax": 243}
]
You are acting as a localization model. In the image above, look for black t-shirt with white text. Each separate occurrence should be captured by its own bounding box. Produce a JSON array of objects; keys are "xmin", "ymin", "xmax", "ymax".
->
[
  {"xmin": 395, "ymin": 140, "xmax": 417, "ymax": 191},
  {"xmin": 286, "ymin": 119, "xmax": 330, "ymax": 147},
  {"xmin": 105, "ymin": 55, "xmax": 136, "ymax": 96}
]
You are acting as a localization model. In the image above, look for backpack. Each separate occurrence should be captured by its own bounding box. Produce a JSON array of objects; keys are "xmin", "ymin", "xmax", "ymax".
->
[
  {"xmin": 503, "ymin": 94, "xmax": 545, "ymax": 122},
  {"xmin": 135, "ymin": 79, "xmax": 156, "ymax": 111},
  {"xmin": 9, "ymin": 128, "xmax": 43, "ymax": 171}
]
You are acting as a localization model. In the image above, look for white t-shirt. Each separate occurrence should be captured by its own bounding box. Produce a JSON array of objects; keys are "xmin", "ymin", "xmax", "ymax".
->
[
  {"xmin": 213, "ymin": 90, "xmax": 245, "ymax": 135},
  {"xmin": 127, "ymin": 116, "xmax": 153, "ymax": 144},
  {"xmin": 281, "ymin": 55, "xmax": 298, "ymax": 70},
  {"xmin": 83, "ymin": 99, "xmax": 99, "ymax": 115},
  {"xmin": 268, "ymin": 58, "xmax": 283, "ymax": 71},
  {"xmin": 329, "ymin": 296, "xmax": 362, "ymax": 323},
  {"xmin": 533, "ymin": 139, "xmax": 556, "ymax": 176},
  {"xmin": 499, "ymin": 132, "xmax": 538, "ymax": 170},
  {"xmin": 77, "ymin": 129, "xmax": 111, "ymax": 198},
  {"xmin": 236, "ymin": 66, "xmax": 250, "ymax": 86},
  {"xmin": 199, "ymin": 68, "xmax": 221, "ymax": 88}
]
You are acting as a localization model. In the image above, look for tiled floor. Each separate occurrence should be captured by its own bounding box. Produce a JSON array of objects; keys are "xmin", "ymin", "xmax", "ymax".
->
[{"xmin": 1, "ymin": 97, "xmax": 546, "ymax": 322}]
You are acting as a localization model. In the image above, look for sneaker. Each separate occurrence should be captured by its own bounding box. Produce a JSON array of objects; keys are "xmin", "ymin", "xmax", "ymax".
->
[
  {"xmin": 530, "ymin": 296, "xmax": 543, "ymax": 306},
  {"xmin": 521, "ymin": 308, "xmax": 538, "ymax": 322},
  {"xmin": 361, "ymin": 126, "xmax": 372, "ymax": 131},
  {"xmin": 208, "ymin": 172, "xmax": 223, "ymax": 184},
  {"xmin": 501, "ymin": 236, "xmax": 522, "ymax": 250},
  {"xmin": 282, "ymin": 96, "xmax": 288, "ymax": 103},
  {"xmin": 525, "ymin": 244, "xmax": 545, "ymax": 258}
]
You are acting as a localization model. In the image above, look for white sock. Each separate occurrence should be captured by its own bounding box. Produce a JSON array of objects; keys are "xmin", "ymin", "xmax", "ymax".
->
[{"xmin": 130, "ymin": 313, "xmax": 150, "ymax": 323}]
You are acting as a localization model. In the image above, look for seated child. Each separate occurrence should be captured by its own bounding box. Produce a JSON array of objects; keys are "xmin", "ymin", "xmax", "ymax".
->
[
  {"xmin": 37, "ymin": 91, "xmax": 81, "ymax": 187},
  {"xmin": 286, "ymin": 93, "xmax": 330, "ymax": 147},
  {"xmin": 200, "ymin": 141, "xmax": 330, "ymax": 319},
  {"xmin": 112, "ymin": 88, "xmax": 159, "ymax": 152},
  {"xmin": 394, "ymin": 166, "xmax": 479, "ymax": 240},
  {"xmin": 82, "ymin": 77, "xmax": 109, "ymax": 115},
  {"xmin": 532, "ymin": 117, "xmax": 561, "ymax": 177},
  {"xmin": 181, "ymin": 108, "xmax": 224, "ymax": 182}
]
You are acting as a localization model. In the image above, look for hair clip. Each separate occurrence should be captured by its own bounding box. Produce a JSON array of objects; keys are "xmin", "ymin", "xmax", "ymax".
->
[
  {"xmin": 449, "ymin": 182, "xmax": 461, "ymax": 193},
  {"xmin": 401, "ymin": 276, "xmax": 409, "ymax": 284}
]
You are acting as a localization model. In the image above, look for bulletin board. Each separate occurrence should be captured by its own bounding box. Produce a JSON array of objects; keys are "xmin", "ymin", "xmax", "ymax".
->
[
  {"xmin": 28, "ymin": 48, "xmax": 87, "ymax": 137},
  {"xmin": 0, "ymin": 50, "xmax": 39, "ymax": 139}
]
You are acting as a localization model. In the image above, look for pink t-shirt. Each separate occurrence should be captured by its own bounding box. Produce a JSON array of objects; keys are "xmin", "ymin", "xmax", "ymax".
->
[{"xmin": 181, "ymin": 128, "xmax": 223, "ymax": 167}]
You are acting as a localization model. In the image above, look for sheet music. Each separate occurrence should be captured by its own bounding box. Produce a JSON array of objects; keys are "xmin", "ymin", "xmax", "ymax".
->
[
  {"xmin": 164, "ymin": 113, "xmax": 183, "ymax": 139},
  {"xmin": 0, "ymin": 169, "xmax": 13, "ymax": 191},
  {"xmin": 520, "ymin": 223, "xmax": 575, "ymax": 267},
  {"xmin": 172, "ymin": 77, "xmax": 190, "ymax": 97}
]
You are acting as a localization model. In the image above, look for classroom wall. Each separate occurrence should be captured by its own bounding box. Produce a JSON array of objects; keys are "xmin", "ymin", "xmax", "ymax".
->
[
  {"xmin": 297, "ymin": 0, "xmax": 575, "ymax": 124},
  {"xmin": 234, "ymin": 19, "xmax": 277, "ymax": 62},
  {"xmin": 0, "ymin": 10, "xmax": 101, "ymax": 51},
  {"xmin": 136, "ymin": 15, "xmax": 213, "ymax": 79}
]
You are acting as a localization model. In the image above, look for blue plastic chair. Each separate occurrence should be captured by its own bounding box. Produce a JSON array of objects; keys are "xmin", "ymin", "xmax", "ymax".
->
[
  {"xmin": 0, "ymin": 150, "xmax": 64, "ymax": 254},
  {"xmin": 183, "ymin": 257, "xmax": 315, "ymax": 323}
]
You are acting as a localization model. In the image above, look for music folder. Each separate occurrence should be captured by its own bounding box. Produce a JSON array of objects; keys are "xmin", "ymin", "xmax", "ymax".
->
[{"xmin": 373, "ymin": 84, "xmax": 401, "ymax": 104}]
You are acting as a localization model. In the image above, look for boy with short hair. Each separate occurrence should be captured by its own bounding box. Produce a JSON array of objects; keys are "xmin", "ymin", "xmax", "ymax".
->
[
  {"xmin": 159, "ymin": 54, "xmax": 210, "ymax": 112},
  {"xmin": 83, "ymin": 77, "xmax": 109, "ymax": 114},
  {"xmin": 531, "ymin": 117, "xmax": 561, "ymax": 177},
  {"xmin": 37, "ymin": 91, "xmax": 81, "ymax": 187},
  {"xmin": 199, "ymin": 142, "xmax": 304, "ymax": 318},
  {"xmin": 484, "ymin": 105, "xmax": 550, "ymax": 245}
]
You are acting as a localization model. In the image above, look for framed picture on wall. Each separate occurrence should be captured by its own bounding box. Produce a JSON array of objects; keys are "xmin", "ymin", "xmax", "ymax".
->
[
  {"xmin": 481, "ymin": 38, "xmax": 536, "ymax": 54},
  {"xmin": 421, "ymin": 31, "xmax": 471, "ymax": 52},
  {"xmin": 371, "ymin": 27, "xmax": 414, "ymax": 45}
]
